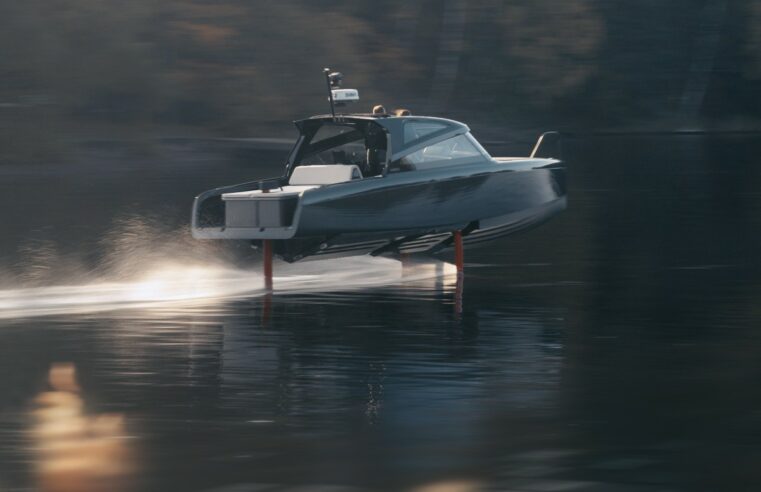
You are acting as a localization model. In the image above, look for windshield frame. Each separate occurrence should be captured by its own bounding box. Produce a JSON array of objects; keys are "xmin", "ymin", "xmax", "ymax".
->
[{"xmin": 388, "ymin": 131, "xmax": 490, "ymax": 173}]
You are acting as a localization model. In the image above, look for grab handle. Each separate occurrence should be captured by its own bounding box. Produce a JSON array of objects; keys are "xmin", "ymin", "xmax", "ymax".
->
[{"xmin": 530, "ymin": 131, "xmax": 562, "ymax": 159}]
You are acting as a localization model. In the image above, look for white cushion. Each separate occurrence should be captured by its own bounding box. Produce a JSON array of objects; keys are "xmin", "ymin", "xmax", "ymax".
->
[
  {"xmin": 289, "ymin": 165, "xmax": 361, "ymax": 185},
  {"xmin": 222, "ymin": 185, "xmax": 316, "ymax": 201}
]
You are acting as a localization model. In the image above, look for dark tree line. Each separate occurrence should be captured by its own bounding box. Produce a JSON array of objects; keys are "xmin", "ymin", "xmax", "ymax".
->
[{"xmin": 1, "ymin": 0, "xmax": 760, "ymax": 163}]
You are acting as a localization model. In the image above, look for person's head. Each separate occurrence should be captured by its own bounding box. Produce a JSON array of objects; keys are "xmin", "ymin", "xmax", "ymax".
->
[
  {"xmin": 372, "ymin": 104, "xmax": 386, "ymax": 115},
  {"xmin": 394, "ymin": 108, "xmax": 411, "ymax": 116}
]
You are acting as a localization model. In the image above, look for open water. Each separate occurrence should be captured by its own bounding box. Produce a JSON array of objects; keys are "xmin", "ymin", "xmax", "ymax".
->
[{"xmin": 1, "ymin": 135, "xmax": 760, "ymax": 491}]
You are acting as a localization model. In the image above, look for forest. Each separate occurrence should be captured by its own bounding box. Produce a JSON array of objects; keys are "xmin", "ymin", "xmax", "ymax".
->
[{"xmin": 1, "ymin": 0, "xmax": 760, "ymax": 163}]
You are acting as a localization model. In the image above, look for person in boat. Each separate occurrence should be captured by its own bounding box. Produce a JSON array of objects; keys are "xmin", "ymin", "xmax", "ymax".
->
[
  {"xmin": 364, "ymin": 105, "xmax": 388, "ymax": 176},
  {"xmin": 361, "ymin": 106, "xmax": 411, "ymax": 176},
  {"xmin": 364, "ymin": 123, "xmax": 386, "ymax": 176}
]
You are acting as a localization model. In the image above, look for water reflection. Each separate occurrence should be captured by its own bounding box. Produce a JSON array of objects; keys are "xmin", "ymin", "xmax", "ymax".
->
[
  {"xmin": 410, "ymin": 480, "xmax": 482, "ymax": 492},
  {"xmin": 188, "ymin": 290, "xmax": 566, "ymax": 490},
  {"xmin": 0, "ymin": 276, "xmax": 566, "ymax": 491},
  {"xmin": 31, "ymin": 363, "xmax": 134, "ymax": 492}
]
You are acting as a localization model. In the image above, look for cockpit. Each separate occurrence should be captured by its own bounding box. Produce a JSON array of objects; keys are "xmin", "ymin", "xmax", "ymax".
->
[
  {"xmin": 288, "ymin": 115, "xmax": 490, "ymax": 184},
  {"xmin": 291, "ymin": 119, "xmax": 388, "ymax": 179}
]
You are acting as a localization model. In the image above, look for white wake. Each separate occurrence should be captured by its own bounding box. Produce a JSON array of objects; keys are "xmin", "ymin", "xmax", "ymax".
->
[{"xmin": 0, "ymin": 257, "xmax": 456, "ymax": 320}]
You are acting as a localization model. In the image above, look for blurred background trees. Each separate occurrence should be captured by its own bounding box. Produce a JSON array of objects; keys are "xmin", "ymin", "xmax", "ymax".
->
[
  {"xmin": 746, "ymin": 1, "xmax": 761, "ymax": 79},
  {"xmin": 1, "ymin": 0, "xmax": 759, "ymax": 163}
]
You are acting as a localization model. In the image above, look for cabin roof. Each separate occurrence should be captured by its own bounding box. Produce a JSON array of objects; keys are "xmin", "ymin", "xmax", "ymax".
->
[
  {"xmin": 294, "ymin": 114, "xmax": 470, "ymax": 158},
  {"xmin": 296, "ymin": 114, "xmax": 469, "ymax": 132}
]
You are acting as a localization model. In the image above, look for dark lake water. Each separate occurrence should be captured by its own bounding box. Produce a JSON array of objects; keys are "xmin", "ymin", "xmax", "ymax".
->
[{"xmin": 1, "ymin": 135, "xmax": 761, "ymax": 491}]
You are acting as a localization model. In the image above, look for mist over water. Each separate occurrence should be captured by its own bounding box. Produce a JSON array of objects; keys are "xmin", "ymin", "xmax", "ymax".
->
[
  {"xmin": 0, "ymin": 214, "xmax": 458, "ymax": 319},
  {"xmin": 0, "ymin": 257, "xmax": 456, "ymax": 320}
]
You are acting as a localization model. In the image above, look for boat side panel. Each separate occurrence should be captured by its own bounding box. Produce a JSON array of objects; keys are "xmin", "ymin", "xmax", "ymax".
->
[
  {"xmin": 304, "ymin": 195, "xmax": 567, "ymax": 260},
  {"xmin": 295, "ymin": 160, "xmax": 565, "ymax": 236}
]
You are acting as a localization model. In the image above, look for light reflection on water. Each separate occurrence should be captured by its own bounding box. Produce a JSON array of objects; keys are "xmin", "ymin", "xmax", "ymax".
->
[{"xmin": 30, "ymin": 363, "xmax": 134, "ymax": 492}]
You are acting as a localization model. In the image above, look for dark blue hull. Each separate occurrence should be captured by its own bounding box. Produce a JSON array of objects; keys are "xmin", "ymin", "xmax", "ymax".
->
[
  {"xmin": 192, "ymin": 153, "xmax": 565, "ymax": 262},
  {"xmin": 298, "ymin": 163, "xmax": 564, "ymax": 235}
]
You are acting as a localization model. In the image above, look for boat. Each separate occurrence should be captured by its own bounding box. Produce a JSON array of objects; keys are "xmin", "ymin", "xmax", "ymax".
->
[{"xmin": 191, "ymin": 69, "xmax": 566, "ymax": 278}]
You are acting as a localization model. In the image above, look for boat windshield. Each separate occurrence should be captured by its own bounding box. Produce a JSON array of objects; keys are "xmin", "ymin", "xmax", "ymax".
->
[{"xmin": 390, "ymin": 133, "xmax": 486, "ymax": 172}]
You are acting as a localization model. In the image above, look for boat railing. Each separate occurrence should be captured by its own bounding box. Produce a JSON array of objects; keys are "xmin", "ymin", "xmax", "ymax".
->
[{"xmin": 530, "ymin": 131, "xmax": 562, "ymax": 159}]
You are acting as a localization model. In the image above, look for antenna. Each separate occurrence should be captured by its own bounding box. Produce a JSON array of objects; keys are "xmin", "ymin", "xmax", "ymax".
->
[
  {"xmin": 323, "ymin": 68, "xmax": 335, "ymax": 118},
  {"xmin": 323, "ymin": 68, "xmax": 359, "ymax": 118}
]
